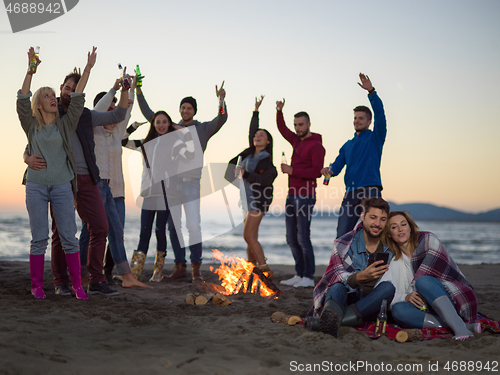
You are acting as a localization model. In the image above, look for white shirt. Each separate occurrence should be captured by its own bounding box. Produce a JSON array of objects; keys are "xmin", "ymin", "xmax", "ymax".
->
[{"xmin": 376, "ymin": 253, "xmax": 415, "ymax": 309}]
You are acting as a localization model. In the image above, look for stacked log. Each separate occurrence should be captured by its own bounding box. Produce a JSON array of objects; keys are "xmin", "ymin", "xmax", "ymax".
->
[
  {"xmin": 185, "ymin": 292, "xmax": 231, "ymax": 306},
  {"xmin": 271, "ymin": 311, "xmax": 302, "ymax": 326}
]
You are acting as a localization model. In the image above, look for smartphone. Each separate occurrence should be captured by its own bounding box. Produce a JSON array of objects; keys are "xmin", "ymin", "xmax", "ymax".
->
[{"xmin": 374, "ymin": 252, "xmax": 389, "ymax": 266}]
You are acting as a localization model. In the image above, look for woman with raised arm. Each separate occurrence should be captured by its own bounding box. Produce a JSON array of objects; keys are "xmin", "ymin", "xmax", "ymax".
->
[
  {"xmin": 378, "ymin": 211, "xmax": 480, "ymax": 340},
  {"xmin": 225, "ymin": 96, "xmax": 277, "ymax": 276},
  {"xmin": 123, "ymin": 110, "xmax": 194, "ymax": 281},
  {"xmin": 18, "ymin": 46, "xmax": 97, "ymax": 299}
]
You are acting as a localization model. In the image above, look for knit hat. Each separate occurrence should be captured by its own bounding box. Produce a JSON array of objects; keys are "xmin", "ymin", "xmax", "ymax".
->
[{"xmin": 180, "ymin": 96, "xmax": 197, "ymax": 115}]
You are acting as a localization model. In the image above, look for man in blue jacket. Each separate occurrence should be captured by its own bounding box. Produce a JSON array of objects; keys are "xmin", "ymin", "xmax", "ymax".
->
[{"xmin": 322, "ymin": 73, "xmax": 387, "ymax": 238}]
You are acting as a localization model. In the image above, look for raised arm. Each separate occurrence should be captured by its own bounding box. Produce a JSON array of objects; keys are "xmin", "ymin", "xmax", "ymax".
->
[
  {"xmin": 248, "ymin": 95, "xmax": 264, "ymax": 146},
  {"xmin": 136, "ymin": 88, "xmax": 155, "ymax": 122},
  {"xmin": 276, "ymin": 99, "xmax": 296, "ymax": 145},
  {"xmin": 94, "ymin": 79, "xmax": 120, "ymax": 112},
  {"xmin": 75, "ymin": 46, "xmax": 97, "ymax": 94},
  {"xmin": 200, "ymin": 81, "xmax": 228, "ymax": 139},
  {"xmin": 358, "ymin": 73, "xmax": 386, "ymax": 144}
]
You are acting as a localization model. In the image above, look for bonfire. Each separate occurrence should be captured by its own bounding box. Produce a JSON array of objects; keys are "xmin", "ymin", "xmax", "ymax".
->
[{"xmin": 210, "ymin": 249, "xmax": 282, "ymax": 298}]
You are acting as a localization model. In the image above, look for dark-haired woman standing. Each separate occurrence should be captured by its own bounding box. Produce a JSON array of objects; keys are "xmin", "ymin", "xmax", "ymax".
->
[{"xmin": 226, "ymin": 96, "xmax": 277, "ymax": 276}]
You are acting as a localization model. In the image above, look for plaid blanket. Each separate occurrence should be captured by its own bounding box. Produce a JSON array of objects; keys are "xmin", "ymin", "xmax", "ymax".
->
[
  {"xmin": 307, "ymin": 225, "xmax": 363, "ymax": 317},
  {"xmin": 357, "ymin": 315, "xmax": 499, "ymax": 340},
  {"xmin": 412, "ymin": 232, "xmax": 478, "ymax": 321}
]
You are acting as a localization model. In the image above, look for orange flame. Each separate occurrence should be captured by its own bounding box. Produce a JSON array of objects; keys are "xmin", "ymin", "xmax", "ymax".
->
[{"xmin": 210, "ymin": 249, "xmax": 276, "ymax": 298}]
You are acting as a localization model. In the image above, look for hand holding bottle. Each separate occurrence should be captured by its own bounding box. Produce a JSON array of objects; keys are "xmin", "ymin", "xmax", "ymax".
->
[{"xmin": 28, "ymin": 46, "xmax": 41, "ymax": 74}]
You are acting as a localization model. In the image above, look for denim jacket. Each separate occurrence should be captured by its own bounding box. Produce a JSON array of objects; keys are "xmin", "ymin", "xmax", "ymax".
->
[{"xmin": 343, "ymin": 230, "xmax": 393, "ymax": 293}]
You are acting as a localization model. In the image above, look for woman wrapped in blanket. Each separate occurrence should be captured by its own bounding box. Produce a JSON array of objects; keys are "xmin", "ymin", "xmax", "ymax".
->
[
  {"xmin": 18, "ymin": 46, "xmax": 97, "ymax": 299},
  {"xmin": 123, "ymin": 110, "xmax": 194, "ymax": 281},
  {"xmin": 378, "ymin": 211, "xmax": 480, "ymax": 340},
  {"xmin": 225, "ymin": 96, "xmax": 277, "ymax": 276}
]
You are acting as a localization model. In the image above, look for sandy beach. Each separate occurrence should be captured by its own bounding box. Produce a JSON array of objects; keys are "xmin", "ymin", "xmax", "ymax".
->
[{"xmin": 0, "ymin": 261, "xmax": 498, "ymax": 375}]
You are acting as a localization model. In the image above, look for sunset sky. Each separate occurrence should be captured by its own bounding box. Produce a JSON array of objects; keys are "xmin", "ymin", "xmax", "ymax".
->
[{"xmin": 1, "ymin": 0, "xmax": 499, "ymax": 215}]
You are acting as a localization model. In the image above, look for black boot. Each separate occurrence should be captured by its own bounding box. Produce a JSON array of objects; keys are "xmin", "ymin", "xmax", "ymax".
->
[
  {"xmin": 318, "ymin": 299, "xmax": 344, "ymax": 338},
  {"xmin": 341, "ymin": 304, "xmax": 363, "ymax": 327}
]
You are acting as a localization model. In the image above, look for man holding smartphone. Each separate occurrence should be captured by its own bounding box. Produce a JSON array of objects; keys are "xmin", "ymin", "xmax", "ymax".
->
[{"xmin": 305, "ymin": 197, "xmax": 395, "ymax": 338}]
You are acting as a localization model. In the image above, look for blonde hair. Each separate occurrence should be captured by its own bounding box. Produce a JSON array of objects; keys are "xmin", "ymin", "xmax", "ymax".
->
[
  {"xmin": 381, "ymin": 211, "xmax": 420, "ymax": 260},
  {"xmin": 32, "ymin": 87, "xmax": 58, "ymax": 131}
]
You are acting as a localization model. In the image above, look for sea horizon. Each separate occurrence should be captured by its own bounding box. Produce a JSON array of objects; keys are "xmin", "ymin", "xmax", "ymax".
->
[{"xmin": 1, "ymin": 212, "xmax": 500, "ymax": 267}]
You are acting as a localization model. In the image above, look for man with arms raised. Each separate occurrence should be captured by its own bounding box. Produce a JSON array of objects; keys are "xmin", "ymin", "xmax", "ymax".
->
[
  {"xmin": 306, "ymin": 197, "xmax": 395, "ymax": 337},
  {"xmin": 136, "ymin": 81, "xmax": 227, "ymax": 282},
  {"xmin": 322, "ymin": 73, "xmax": 387, "ymax": 238}
]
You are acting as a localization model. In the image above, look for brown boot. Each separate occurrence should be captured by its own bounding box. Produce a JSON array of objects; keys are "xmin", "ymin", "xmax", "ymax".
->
[
  {"xmin": 164, "ymin": 262, "xmax": 189, "ymax": 281},
  {"xmin": 191, "ymin": 262, "xmax": 204, "ymax": 283}
]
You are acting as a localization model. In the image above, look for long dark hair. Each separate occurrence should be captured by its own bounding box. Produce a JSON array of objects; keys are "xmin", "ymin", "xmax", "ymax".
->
[
  {"xmin": 143, "ymin": 110, "xmax": 174, "ymax": 144},
  {"xmin": 247, "ymin": 128, "xmax": 273, "ymax": 162}
]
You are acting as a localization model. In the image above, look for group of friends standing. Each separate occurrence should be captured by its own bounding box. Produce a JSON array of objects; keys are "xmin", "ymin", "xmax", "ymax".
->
[{"xmin": 18, "ymin": 46, "xmax": 479, "ymax": 341}]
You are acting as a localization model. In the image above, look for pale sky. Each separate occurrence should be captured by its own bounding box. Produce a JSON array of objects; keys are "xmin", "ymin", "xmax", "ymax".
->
[{"xmin": 1, "ymin": 0, "xmax": 499, "ymax": 214}]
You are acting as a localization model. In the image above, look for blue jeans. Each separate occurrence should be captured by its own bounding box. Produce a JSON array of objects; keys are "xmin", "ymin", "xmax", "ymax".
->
[
  {"xmin": 325, "ymin": 281, "xmax": 395, "ymax": 321},
  {"xmin": 104, "ymin": 197, "xmax": 125, "ymax": 275},
  {"xmin": 391, "ymin": 276, "xmax": 452, "ymax": 328},
  {"xmin": 168, "ymin": 179, "xmax": 202, "ymax": 264},
  {"xmin": 336, "ymin": 186, "xmax": 382, "ymax": 238},
  {"xmin": 80, "ymin": 181, "xmax": 130, "ymax": 275},
  {"xmin": 25, "ymin": 181, "xmax": 79, "ymax": 255},
  {"xmin": 285, "ymin": 195, "xmax": 316, "ymax": 279}
]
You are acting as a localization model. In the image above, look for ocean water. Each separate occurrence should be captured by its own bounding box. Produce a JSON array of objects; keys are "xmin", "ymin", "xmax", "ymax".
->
[{"xmin": 1, "ymin": 212, "xmax": 499, "ymax": 266}]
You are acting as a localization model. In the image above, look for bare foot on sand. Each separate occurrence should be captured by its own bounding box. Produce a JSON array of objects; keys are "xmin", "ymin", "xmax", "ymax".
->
[
  {"xmin": 81, "ymin": 274, "xmax": 89, "ymax": 288},
  {"xmin": 121, "ymin": 273, "xmax": 153, "ymax": 289}
]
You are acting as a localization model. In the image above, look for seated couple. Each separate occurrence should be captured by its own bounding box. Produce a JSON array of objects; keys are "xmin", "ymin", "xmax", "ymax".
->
[{"xmin": 306, "ymin": 197, "xmax": 479, "ymax": 341}]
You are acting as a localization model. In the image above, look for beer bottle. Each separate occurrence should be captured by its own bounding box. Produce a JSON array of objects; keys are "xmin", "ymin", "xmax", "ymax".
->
[
  {"xmin": 375, "ymin": 299, "xmax": 388, "ymax": 336},
  {"xmin": 235, "ymin": 155, "xmax": 243, "ymax": 178},
  {"xmin": 281, "ymin": 152, "xmax": 287, "ymax": 164},
  {"xmin": 29, "ymin": 46, "xmax": 40, "ymax": 74},
  {"xmin": 135, "ymin": 65, "xmax": 142, "ymax": 87},
  {"xmin": 118, "ymin": 63, "xmax": 131, "ymax": 90},
  {"xmin": 323, "ymin": 172, "xmax": 331, "ymax": 186}
]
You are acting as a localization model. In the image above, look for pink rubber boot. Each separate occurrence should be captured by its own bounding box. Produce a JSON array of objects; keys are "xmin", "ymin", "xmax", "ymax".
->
[
  {"xmin": 65, "ymin": 252, "xmax": 89, "ymax": 300},
  {"xmin": 29, "ymin": 254, "xmax": 47, "ymax": 299}
]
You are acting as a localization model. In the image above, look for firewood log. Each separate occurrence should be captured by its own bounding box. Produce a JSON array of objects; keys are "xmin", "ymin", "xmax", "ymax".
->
[
  {"xmin": 186, "ymin": 293, "xmax": 196, "ymax": 305},
  {"xmin": 396, "ymin": 329, "xmax": 423, "ymax": 343},
  {"xmin": 195, "ymin": 295, "xmax": 208, "ymax": 305},
  {"xmin": 271, "ymin": 311, "xmax": 302, "ymax": 326},
  {"xmin": 212, "ymin": 292, "xmax": 231, "ymax": 306}
]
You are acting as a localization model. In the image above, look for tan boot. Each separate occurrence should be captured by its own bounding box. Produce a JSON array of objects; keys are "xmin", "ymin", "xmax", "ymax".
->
[
  {"xmin": 164, "ymin": 262, "xmax": 189, "ymax": 281},
  {"xmin": 130, "ymin": 251, "xmax": 146, "ymax": 280},
  {"xmin": 149, "ymin": 251, "xmax": 166, "ymax": 282},
  {"xmin": 257, "ymin": 264, "xmax": 273, "ymax": 279},
  {"xmin": 191, "ymin": 262, "xmax": 204, "ymax": 283}
]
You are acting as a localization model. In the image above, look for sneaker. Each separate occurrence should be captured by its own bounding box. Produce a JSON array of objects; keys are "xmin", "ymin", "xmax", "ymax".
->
[
  {"xmin": 87, "ymin": 282, "xmax": 119, "ymax": 296},
  {"xmin": 294, "ymin": 277, "xmax": 315, "ymax": 288},
  {"xmin": 280, "ymin": 275, "xmax": 303, "ymax": 286},
  {"xmin": 54, "ymin": 284, "xmax": 72, "ymax": 296}
]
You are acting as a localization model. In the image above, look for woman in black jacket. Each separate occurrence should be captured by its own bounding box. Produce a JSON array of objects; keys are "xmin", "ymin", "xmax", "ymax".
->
[{"xmin": 226, "ymin": 96, "xmax": 277, "ymax": 276}]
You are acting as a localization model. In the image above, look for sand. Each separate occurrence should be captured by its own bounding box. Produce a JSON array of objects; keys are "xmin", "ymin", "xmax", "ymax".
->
[{"xmin": 0, "ymin": 261, "xmax": 498, "ymax": 375}]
